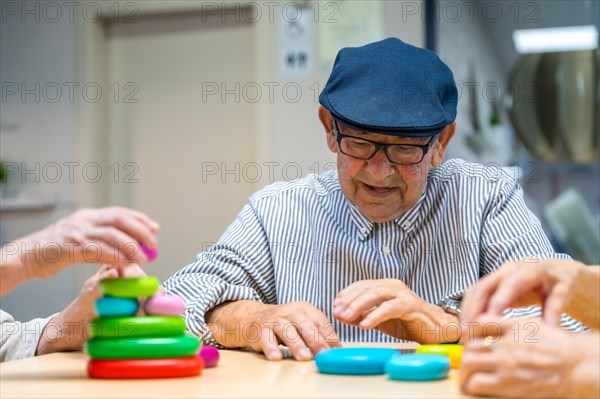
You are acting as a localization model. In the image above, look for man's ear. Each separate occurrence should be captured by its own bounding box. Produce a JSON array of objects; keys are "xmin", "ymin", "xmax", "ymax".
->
[
  {"xmin": 431, "ymin": 122, "xmax": 456, "ymax": 167},
  {"xmin": 318, "ymin": 105, "xmax": 337, "ymax": 153}
]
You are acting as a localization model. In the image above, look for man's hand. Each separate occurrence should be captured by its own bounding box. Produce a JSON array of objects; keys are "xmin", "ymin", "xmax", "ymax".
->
[
  {"xmin": 459, "ymin": 317, "xmax": 600, "ymax": 398},
  {"xmin": 206, "ymin": 300, "xmax": 341, "ymax": 361},
  {"xmin": 460, "ymin": 260, "xmax": 599, "ymax": 332},
  {"xmin": 2, "ymin": 207, "xmax": 159, "ymax": 285},
  {"xmin": 333, "ymin": 279, "xmax": 459, "ymax": 343}
]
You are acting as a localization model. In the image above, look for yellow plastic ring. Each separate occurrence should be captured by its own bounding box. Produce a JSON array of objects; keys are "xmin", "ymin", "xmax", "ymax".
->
[{"xmin": 415, "ymin": 344, "xmax": 463, "ymax": 369}]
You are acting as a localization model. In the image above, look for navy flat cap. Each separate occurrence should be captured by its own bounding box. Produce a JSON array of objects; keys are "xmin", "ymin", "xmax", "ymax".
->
[{"xmin": 319, "ymin": 38, "xmax": 458, "ymax": 137}]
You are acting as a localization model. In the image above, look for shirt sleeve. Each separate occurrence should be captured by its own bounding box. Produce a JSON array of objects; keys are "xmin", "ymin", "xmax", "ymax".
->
[
  {"xmin": 162, "ymin": 199, "xmax": 275, "ymax": 347},
  {"xmin": 478, "ymin": 180, "xmax": 588, "ymax": 330},
  {"xmin": 480, "ymin": 180, "xmax": 570, "ymax": 273},
  {"xmin": 1, "ymin": 309, "xmax": 52, "ymax": 362}
]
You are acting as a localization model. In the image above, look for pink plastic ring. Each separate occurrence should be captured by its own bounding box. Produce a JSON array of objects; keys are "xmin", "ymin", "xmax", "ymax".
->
[
  {"xmin": 139, "ymin": 243, "xmax": 158, "ymax": 261},
  {"xmin": 144, "ymin": 294, "xmax": 185, "ymax": 316},
  {"xmin": 199, "ymin": 345, "xmax": 220, "ymax": 368}
]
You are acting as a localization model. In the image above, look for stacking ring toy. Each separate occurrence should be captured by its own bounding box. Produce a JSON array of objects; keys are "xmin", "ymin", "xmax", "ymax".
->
[
  {"xmin": 139, "ymin": 243, "xmax": 158, "ymax": 262},
  {"xmin": 88, "ymin": 357, "xmax": 203, "ymax": 379},
  {"xmin": 90, "ymin": 316, "xmax": 186, "ymax": 339},
  {"xmin": 315, "ymin": 348, "xmax": 398, "ymax": 375},
  {"xmin": 385, "ymin": 354, "xmax": 450, "ymax": 381},
  {"xmin": 86, "ymin": 334, "xmax": 200, "ymax": 359},
  {"xmin": 198, "ymin": 345, "xmax": 220, "ymax": 368},
  {"xmin": 95, "ymin": 297, "xmax": 139, "ymax": 317},
  {"xmin": 99, "ymin": 277, "xmax": 160, "ymax": 298},
  {"xmin": 415, "ymin": 344, "xmax": 463, "ymax": 369},
  {"xmin": 144, "ymin": 294, "xmax": 185, "ymax": 316}
]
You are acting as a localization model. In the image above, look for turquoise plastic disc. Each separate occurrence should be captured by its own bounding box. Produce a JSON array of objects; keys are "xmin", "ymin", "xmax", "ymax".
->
[
  {"xmin": 95, "ymin": 297, "xmax": 139, "ymax": 317},
  {"xmin": 315, "ymin": 348, "xmax": 398, "ymax": 375},
  {"xmin": 385, "ymin": 353, "xmax": 450, "ymax": 381}
]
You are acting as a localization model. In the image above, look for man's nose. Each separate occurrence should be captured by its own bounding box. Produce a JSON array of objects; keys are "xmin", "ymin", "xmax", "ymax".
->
[{"xmin": 366, "ymin": 149, "xmax": 395, "ymax": 180}]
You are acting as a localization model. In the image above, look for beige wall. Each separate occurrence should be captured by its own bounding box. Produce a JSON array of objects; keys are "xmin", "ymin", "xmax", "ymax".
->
[
  {"xmin": 74, "ymin": 0, "xmax": 426, "ymax": 281},
  {"xmin": 1, "ymin": 0, "xmax": 424, "ymax": 320}
]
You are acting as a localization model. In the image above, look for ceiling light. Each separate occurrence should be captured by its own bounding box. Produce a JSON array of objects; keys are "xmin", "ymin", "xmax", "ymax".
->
[{"xmin": 513, "ymin": 25, "xmax": 598, "ymax": 53}]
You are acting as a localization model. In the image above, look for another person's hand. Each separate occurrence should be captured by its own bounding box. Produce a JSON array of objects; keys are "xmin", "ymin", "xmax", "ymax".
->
[
  {"xmin": 5, "ymin": 207, "xmax": 159, "ymax": 281},
  {"xmin": 333, "ymin": 279, "xmax": 459, "ymax": 343},
  {"xmin": 461, "ymin": 259, "xmax": 588, "ymax": 329},
  {"xmin": 459, "ymin": 317, "xmax": 600, "ymax": 398},
  {"xmin": 35, "ymin": 264, "xmax": 147, "ymax": 355},
  {"xmin": 206, "ymin": 300, "xmax": 341, "ymax": 361}
]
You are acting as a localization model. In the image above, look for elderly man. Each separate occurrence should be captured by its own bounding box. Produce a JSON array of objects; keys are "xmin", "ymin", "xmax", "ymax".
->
[{"xmin": 164, "ymin": 38, "xmax": 575, "ymax": 361}]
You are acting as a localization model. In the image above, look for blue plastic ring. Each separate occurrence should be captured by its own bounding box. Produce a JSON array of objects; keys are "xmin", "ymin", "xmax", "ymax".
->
[
  {"xmin": 95, "ymin": 297, "xmax": 139, "ymax": 317},
  {"xmin": 315, "ymin": 348, "xmax": 398, "ymax": 375},
  {"xmin": 385, "ymin": 353, "xmax": 450, "ymax": 381}
]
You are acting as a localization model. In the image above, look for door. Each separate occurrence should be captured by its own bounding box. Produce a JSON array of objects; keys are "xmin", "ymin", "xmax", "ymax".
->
[{"xmin": 105, "ymin": 11, "xmax": 260, "ymax": 280}]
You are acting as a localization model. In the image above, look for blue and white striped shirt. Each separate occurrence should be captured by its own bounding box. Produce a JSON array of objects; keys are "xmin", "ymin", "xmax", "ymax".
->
[{"xmin": 164, "ymin": 159, "xmax": 582, "ymax": 345}]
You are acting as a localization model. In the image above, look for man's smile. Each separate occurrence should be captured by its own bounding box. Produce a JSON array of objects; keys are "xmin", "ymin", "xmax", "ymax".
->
[{"xmin": 361, "ymin": 182, "xmax": 397, "ymax": 197}]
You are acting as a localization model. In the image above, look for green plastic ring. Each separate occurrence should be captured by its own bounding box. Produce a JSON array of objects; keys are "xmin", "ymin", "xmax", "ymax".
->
[
  {"xmin": 86, "ymin": 334, "xmax": 200, "ymax": 359},
  {"xmin": 90, "ymin": 316, "xmax": 186, "ymax": 339},
  {"xmin": 99, "ymin": 277, "xmax": 160, "ymax": 298}
]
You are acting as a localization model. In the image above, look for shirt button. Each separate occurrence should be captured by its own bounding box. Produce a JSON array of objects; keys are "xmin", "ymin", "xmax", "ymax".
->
[
  {"xmin": 382, "ymin": 245, "xmax": 391, "ymax": 255},
  {"xmin": 402, "ymin": 220, "xmax": 412, "ymax": 229},
  {"xmin": 360, "ymin": 227, "xmax": 368, "ymax": 234}
]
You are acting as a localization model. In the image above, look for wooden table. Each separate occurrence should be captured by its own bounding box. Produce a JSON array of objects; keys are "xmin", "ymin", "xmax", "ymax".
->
[{"xmin": 0, "ymin": 343, "xmax": 470, "ymax": 398}]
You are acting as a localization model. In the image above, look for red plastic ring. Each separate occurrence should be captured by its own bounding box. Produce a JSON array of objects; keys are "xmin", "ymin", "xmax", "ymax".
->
[{"xmin": 88, "ymin": 357, "xmax": 204, "ymax": 379}]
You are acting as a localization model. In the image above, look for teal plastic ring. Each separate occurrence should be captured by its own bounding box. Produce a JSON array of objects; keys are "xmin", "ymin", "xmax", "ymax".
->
[
  {"xmin": 385, "ymin": 353, "xmax": 450, "ymax": 381},
  {"xmin": 315, "ymin": 348, "xmax": 398, "ymax": 375},
  {"xmin": 99, "ymin": 277, "xmax": 160, "ymax": 298},
  {"xmin": 86, "ymin": 334, "xmax": 201, "ymax": 359},
  {"xmin": 95, "ymin": 297, "xmax": 139, "ymax": 317},
  {"xmin": 90, "ymin": 316, "xmax": 186, "ymax": 338}
]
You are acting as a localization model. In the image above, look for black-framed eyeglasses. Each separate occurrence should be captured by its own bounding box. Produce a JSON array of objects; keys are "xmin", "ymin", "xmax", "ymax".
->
[{"xmin": 333, "ymin": 120, "xmax": 438, "ymax": 165}]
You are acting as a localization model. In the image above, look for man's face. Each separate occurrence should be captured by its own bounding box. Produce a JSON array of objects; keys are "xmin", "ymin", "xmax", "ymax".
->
[{"xmin": 320, "ymin": 107, "xmax": 454, "ymax": 223}]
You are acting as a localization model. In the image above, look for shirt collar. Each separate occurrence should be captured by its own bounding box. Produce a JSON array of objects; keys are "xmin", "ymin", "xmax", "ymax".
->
[
  {"xmin": 347, "ymin": 185, "xmax": 429, "ymax": 239},
  {"xmin": 348, "ymin": 202, "xmax": 374, "ymax": 241},
  {"xmin": 393, "ymin": 188, "xmax": 428, "ymax": 235}
]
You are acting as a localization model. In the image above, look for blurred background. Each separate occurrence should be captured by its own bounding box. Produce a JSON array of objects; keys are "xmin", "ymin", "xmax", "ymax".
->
[{"xmin": 1, "ymin": 0, "xmax": 598, "ymax": 321}]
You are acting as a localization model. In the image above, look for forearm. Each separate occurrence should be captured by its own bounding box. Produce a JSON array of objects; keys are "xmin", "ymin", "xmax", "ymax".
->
[
  {"xmin": 0, "ymin": 245, "xmax": 28, "ymax": 296},
  {"xmin": 0, "ymin": 228, "xmax": 58, "ymax": 296},
  {"xmin": 567, "ymin": 266, "xmax": 600, "ymax": 330},
  {"xmin": 1, "ymin": 311, "xmax": 51, "ymax": 362},
  {"xmin": 205, "ymin": 300, "xmax": 266, "ymax": 348},
  {"xmin": 35, "ymin": 312, "xmax": 85, "ymax": 356}
]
